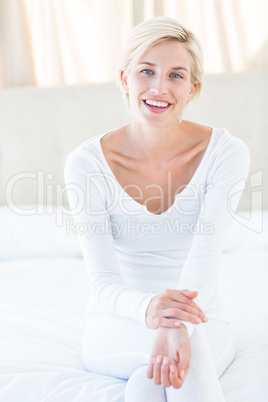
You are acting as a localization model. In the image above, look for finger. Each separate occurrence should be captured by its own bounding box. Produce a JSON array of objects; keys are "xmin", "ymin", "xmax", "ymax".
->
[
  {"xmin": 181, "ymin": 302, "xmax": 207, "ymax": 319},
  {"xmin": 161, "ymin": 357, "xmax": 171, "ymax": 388},
  {"xmin": 169, "ymin": 365, "xmax": 183, "ymax": 389},
  {"xmin": 154, "ymin": 316, "xmax": 182, "ymax": 329},
  {"xmin": 161, "ymin": 300, "xmax": 204, "ymax": 317},
  {"xmin": 168, "ymin": 290, "xmax": 204, "ymax": 313},
  {"xmin": 157, "ymin": 290, "xmax": 204, "ymax": 317},
  {"xmin": 163, "ymin": 308, "xmax": 207, "ymax": 324},
  {"xmin": 156, "ymin": 299, "xmax": 206, "ymax": 322},
  {"xmin": 178, "ymin": 303, "xmax": 208, "ymax": 322},
  {"xmin": 181, "ymin": 290, "xmax": 198, "ymax": 299},
  {"xmin": 147, "ymin": 357, "xmax": 156, "ymax": 379},
  {"xmin": 179, "ymin": 292, "xmax": 204, "ymax": 313},
  {"xmin": 177, "ymin": 346, "xmax": 191, "ymax": 376},
  {"xmin": 153, "ymin": 355, "xmax": 163, "ymax": 385}
]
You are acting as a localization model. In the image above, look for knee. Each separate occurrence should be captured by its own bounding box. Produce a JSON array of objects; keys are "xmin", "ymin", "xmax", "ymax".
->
[{"xmin": 125, "ymin": 365, "xmax": 166, "ymax": 402}]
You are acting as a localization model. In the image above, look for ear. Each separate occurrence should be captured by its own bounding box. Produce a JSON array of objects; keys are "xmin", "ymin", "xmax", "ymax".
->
[
  {"xmin": 187, "ymin": 83, "xmax": 198, "ymax": 101},
  {"xmin": 120, "ymin": 70, "xmax": 129, "ymax": 94}
]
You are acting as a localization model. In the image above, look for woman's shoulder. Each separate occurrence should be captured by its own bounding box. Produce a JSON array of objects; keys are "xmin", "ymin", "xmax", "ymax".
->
[
  {"xmin": 184, "ymin": 120, "xmax": 249, "ymax": 154},
  {"xmin": 183, "ymin": 121, "xmax": 250, "ymax": 174},
  {"xmin": 66, "ymin": 129, "xmax": 118, "ymax": 165},
  {"xmin": 71, "ymin": 131, "xmax": 108, "ymax": 155},
  {"xmin": 202, "ymin": 126, "xmax": 251, "ymax": 181},
  {"xmin": 210, "ymin": 126, "xmax": 250, "ymax": 160},
  {"xmin": 64, "ymin": 130, "xmax": 116, "ymax": 179},
  {"xmin": 182, "ymin": 120, "xmax": 212, "ymax": 145}
]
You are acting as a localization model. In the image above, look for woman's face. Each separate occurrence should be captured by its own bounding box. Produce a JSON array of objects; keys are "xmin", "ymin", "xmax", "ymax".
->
[{"xmin": 121, "ymin": 40, "xmax": 197, "ymax": 128}]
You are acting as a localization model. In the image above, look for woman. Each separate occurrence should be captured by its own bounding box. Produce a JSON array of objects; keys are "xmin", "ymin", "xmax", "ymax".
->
[{"xmin": 64, "ymin": 17, "xmax": 250, "ymax": 401}]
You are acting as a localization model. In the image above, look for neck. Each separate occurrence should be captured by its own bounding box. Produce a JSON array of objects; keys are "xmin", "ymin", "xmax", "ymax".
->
[{"xmin": 125, "ymin": 119, "xmax": 185, "ymax": 162}]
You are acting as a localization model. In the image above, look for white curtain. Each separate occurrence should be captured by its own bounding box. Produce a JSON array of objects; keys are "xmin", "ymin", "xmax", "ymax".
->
[
  {"xmin": 161, "ymin": 0, "xmax": 268, "ymax": 74},
  {"xmin": 0, "ymin": 0, "xmax": 267, "ymax": 88}
]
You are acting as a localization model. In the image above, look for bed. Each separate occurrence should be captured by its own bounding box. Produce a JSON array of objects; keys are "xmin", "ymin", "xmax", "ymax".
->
[
  {"xmin": 0, "ymin": 73, "xmax": 267, "ymax": 401},
  {"xmin": 0, "ymin": 207, "xmax": 267, "ymax": 401}
]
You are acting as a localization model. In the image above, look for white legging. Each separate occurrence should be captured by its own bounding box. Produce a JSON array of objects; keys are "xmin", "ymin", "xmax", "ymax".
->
[{"xmin": 82, "ymin": 313, "xmax": 235, "ymax": 401}]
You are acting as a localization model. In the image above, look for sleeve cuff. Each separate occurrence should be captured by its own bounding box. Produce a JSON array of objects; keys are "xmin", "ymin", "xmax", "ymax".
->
[
  {"xmin": 179, "ymin": 320, "xmax": 194, "ymax": 337},
  {"xmin": 138, "ymin": 293, "xmax": 158, "ymax": 327}
]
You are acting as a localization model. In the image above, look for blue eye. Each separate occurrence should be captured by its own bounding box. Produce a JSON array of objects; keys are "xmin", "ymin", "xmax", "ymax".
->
[
  {"xmin": 170, "ymin": 73, "xmax": 182, "ymax": 79},
  {"xmin": 141, "ymin": 69, "xmax": 153, "ymax": 75}
]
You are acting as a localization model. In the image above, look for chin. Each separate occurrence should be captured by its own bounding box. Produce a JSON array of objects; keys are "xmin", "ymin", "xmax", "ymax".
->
[{"xmin": 143, "ymin": 118, "xmax": 175, "ymax": 129}]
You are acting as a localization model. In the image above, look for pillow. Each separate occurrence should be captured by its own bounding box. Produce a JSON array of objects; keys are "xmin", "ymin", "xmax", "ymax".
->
[
  {"xmin": 223, "ymin": 210, "xmax": 268, "ymax": 253},
  {"xmin": 0, "ymin": 205, "xmax": 82, "ymax": 261}
]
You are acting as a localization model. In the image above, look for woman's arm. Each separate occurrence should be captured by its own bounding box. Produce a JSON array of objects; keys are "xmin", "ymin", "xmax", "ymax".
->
[
  {"xmin": 176, "ymin": 136, "xmax": 251, "ymax": 336},
  {"xmin": 64, "ymin": 147, "xmax": 157, "ymax": 325},
  {"xmin": 146, "ymin": 136, "xmax": 250, "ymax": 387},
  {"xmin": 145, "ymin": 288, "xmax": 207, "ymax": 329}
]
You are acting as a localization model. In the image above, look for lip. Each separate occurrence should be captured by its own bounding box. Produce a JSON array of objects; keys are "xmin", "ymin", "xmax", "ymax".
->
[
  {"xmin": 142, "ymin": 99, "xmax": 172, "ymax": 114},
  {"xmin": 144, "ymin": 97, "xmax": 172, "ymax": 104}
]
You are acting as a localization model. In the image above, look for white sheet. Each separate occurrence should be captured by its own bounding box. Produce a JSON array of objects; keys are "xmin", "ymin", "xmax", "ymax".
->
[
  {"xmin": 0, "ymin": 210, "xmax": 267, "ymax": 401},
  {"xmin": 0, "ymin": 259, "xmax": 126, "ymax": 402}
]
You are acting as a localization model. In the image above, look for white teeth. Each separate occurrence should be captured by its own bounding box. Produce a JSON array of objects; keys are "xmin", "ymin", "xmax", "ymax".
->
[{"xmin": 145, "ymin": 100, "xmax": 169, "ymax": 107}]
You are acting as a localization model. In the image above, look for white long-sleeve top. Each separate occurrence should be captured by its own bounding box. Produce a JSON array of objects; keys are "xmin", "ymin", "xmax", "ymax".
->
[{"xmin": 64, "ymin": 126, "xmax": 250, "ymax": 337}]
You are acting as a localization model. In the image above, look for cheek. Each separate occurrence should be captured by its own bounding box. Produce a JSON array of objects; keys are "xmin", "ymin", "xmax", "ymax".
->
[
  {"xmin": 128, "ymin": 78, "xmax": 147, "ymax": 104},
  {"xmin": 176, "ymin": 83, "xmax": 193, "ymax": 101},
  {"xmin": 173, "ymin": 90, "xmax": 187, "ymax": 104},
  {"xmin": 129, "ymin": 73, "xmax": 148, "ymax": 90}
]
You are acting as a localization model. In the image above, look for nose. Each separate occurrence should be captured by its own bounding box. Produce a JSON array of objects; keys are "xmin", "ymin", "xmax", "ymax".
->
[{"xmin": 150, "ymin": 74, "xmax": 168, "ymax": 95}]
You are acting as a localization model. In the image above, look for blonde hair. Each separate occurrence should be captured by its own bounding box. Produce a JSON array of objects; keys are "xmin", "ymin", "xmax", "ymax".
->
[{"xmin": 117, "ymin": 17, "xmax": 204, "ymax": 108}]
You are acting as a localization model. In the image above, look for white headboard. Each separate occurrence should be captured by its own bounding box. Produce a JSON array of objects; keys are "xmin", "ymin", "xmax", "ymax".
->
[{"xmin": 1, "ymin": 71, "xmax": 267, "ymax": 210}]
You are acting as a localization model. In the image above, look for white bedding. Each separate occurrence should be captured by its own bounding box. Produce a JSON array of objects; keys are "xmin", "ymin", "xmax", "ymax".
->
[{"xmin": 0, "ymin": 207, "xmax": 267, "ymax": 402}]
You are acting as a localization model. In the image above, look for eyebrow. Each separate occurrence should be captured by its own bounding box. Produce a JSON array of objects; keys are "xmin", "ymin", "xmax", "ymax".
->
[{"xmin": 138, "ymin": 61, "xmax": 189, "ymax": 72}]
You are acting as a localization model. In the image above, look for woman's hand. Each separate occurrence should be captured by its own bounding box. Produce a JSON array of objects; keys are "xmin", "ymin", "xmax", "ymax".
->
[
  {"xmin": 147, "ymin": 325, "xmax": 190, "ymax": 389},
  {"xmin": 145, "ymin": 288, "xmax": 207, "ymax": 329}
]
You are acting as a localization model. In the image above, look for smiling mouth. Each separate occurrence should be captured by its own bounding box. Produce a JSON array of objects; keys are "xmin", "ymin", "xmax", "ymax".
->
[{"xmin": 144, "ymin": 99, "xmax": 170, "ymax": 108}]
